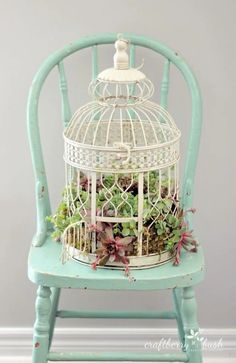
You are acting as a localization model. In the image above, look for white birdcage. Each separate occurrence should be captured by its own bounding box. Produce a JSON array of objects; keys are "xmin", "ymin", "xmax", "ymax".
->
[{"xmin": 61, "ymin": 36, "xmax": 181, "ymax": 271}]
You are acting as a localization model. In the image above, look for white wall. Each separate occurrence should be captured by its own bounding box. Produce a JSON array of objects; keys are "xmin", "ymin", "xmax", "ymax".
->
[{"xmin": 0, "ymin": 0, "xmax": 236, "ymax": 331}]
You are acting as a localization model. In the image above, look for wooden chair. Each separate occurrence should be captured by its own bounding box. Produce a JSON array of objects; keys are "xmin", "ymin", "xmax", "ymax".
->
[{"xmin": 27, "ymin": 33, "xmax": 204, "ymax": 363}]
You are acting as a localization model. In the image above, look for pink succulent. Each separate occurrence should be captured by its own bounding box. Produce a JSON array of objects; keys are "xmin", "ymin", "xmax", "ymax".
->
[
  {"xmin": 91, "ymin": 225, "xmax": 133, "ymax": 271},
  {"xmin": 173, "ymin": 230, "xmax": 198, "ymax": 265}
]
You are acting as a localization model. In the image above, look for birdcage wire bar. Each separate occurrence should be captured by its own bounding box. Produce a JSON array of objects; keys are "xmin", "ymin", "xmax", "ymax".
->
[{"xmin": 88, "ymin": 77, "xmax": 154, "ymax": 106}]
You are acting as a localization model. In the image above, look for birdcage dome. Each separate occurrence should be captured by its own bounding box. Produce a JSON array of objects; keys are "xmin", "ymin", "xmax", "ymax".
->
[
  {"xmin": 64, "ymin": 102, "xmax": 180, "ymax": 173},
  {"xmin": 64, "ymin": 39, "xmax": 180, "ymax": 173}
]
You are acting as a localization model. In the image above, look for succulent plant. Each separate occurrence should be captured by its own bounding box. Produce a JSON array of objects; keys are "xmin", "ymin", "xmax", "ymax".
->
[
  {"xmin": 91, "ymin": 224, "xmax": 133, "ymax": 271},
  {"xmin": 47, "ymin": 174, "xmax": 197, "ymax": 267}
]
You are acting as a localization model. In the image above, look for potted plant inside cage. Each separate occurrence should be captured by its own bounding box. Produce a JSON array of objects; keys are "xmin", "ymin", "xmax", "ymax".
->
[{"xmin": 47, "ymin": 172, "xmax": 197, "ymax": 274}]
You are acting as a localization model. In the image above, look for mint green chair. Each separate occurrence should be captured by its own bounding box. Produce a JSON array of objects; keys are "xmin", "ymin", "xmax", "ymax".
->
[{"xmin": 27, "ymin": 33, "xmax": 204, "ymax": 363}]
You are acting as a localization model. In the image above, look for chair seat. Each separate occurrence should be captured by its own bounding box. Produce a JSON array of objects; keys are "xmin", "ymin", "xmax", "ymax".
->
[{"xmin": 28, "ymin": 234, "xmax": 205, "ymax": 290}]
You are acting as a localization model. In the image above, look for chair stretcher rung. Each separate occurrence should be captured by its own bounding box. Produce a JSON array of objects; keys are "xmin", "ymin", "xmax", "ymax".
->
[
  {"xmin": 48, "ymin": 351, "xmax": 188, "ymax": 362},
  {"xmin": 56, "ymin": 309, "xmax": 176, "ymax": 319}
]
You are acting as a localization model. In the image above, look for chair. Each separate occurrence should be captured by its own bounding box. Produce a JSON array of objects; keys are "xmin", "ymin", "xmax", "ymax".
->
[{"xmin": 27, "ymin": 33, "xmax": 204, "ymax": 363}]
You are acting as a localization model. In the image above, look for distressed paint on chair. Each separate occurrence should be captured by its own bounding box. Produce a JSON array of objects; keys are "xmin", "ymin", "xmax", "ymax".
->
[
  {"xmin": 48, "ymin": 287, "xmax": 61, "ymax": 349},
  {"xmin": 56, "ymin": 309, "xmax": 177, "ymax": 319},
  {"xmin": 33, "ymin": 286, "xmax": 51, "ymax": 363},
  {"xmin": 92, "ymin": 45, "xmax": 99, "ymax": 81},
  {"xmin": 58, "ymin": 61, "xmax": 71, "ymax": 128},
  {"xmin": 173, "ymin": 288, "xmax": 186, "ymax": 350},
  {"xmin": 47, "ymin": 351, "xmax": 189, "ymax": 361},
  {"xmin": 160, "ymin": 59, "xmax": 170, "ymax": 110},
  {"xmin": 27, "ymin": 33, "xmax": 204, "ymax": 363},
  {"xmin": 182, "ymin": 287, "xmax": 203, "ymax": 363}
]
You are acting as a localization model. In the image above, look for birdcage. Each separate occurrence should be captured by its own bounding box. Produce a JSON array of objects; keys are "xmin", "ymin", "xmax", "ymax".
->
[{"xmin": 60, "ymin": 36, "xmax": 181, "ymax": 271}]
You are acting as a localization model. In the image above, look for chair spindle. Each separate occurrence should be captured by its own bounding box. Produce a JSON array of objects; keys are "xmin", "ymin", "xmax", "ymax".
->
[
  {"xmin": 58, "ymin": 61, "xmax": 71, "ymax": 128},
  {"xmin": 160, "ymin": 59, "xmax": 170, "ymax": 110}
]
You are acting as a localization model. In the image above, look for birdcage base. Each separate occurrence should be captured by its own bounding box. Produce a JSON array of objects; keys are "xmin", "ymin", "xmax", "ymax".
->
[{"xmin": 68, "ymin": 246, "xmax": 175, "ymax": 269}]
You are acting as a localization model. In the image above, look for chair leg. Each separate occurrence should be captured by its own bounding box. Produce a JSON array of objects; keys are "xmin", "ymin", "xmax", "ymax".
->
[
  {"xmin": 49, "ymin": 287, "xmax": 61, "ymax": 349},
  {"xmin": 172, "ymin": 288, "xmax": 185, "ymax": 350},
  {"xmin": 182, "ymin": 286, "xmax": 203, "ymax": 363},
  {"xmin": 32, "ymin": 286, "xmax": 51, "ymax": 363}
]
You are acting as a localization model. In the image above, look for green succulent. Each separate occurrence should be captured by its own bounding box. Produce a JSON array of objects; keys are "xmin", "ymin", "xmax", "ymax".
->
[
  {"xmin": 47, "ymin": 173, "xmax": 187, "ymax": 258},
  {"xmin": 121, "ymin": 219, "xmax": 138, "ymax": 237}
]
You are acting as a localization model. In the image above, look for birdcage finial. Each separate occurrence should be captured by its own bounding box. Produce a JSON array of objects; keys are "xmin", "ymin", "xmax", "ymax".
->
[{"xmin": 114, "ymin": 34, "xmax": 129, "ymax": 70}]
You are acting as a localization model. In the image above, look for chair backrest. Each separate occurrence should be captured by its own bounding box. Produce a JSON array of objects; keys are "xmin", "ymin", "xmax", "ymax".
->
[{"xmin": 27, "ymin": 33, "xmax": 202, "ymax": 246}]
